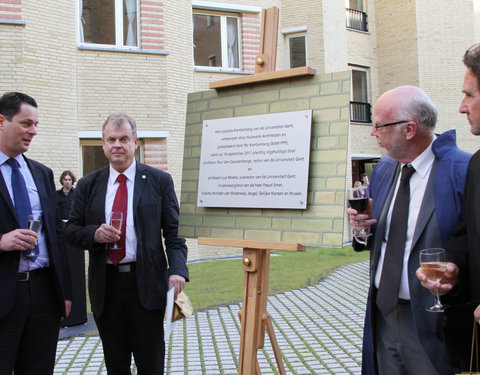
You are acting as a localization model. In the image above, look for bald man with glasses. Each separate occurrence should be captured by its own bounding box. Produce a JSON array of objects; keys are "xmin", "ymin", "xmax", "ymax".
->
[{"xmin": 347, "ymin": 85, "xmax": 471, "ymax": 375}]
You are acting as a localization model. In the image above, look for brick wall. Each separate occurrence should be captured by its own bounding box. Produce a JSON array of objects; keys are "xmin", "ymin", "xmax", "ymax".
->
[
  {"xmin": 180, "ymin": 71, "xmax": 351, "ymax": 248},
  {"xmin": 0, "ymin": 0, "xmax": 22, "ymax": 21}
]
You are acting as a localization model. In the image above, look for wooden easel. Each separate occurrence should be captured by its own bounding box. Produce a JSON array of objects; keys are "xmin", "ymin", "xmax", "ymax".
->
[
  {"xmin": 255, "ymin": 7, "xmax": 279, "ymax": 74},
  {"xmin": 197, "ymin": 238, "xmax": 305, "ymax": 375}
]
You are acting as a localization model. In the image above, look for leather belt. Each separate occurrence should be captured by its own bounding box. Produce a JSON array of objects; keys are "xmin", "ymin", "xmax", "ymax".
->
[
  {"xmin": 398, "ymin": 298, "xmax": 411, "ymax": 304},
  {"xmin": 107, "ymin": 262, "xmax": 136, "ymax": 273},
  {"xmin": 17, "ymin": 267, "xmax": 51, "ymax": 282}
]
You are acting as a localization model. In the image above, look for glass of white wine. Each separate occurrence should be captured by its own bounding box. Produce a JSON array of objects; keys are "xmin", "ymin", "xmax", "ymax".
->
[
  {"xmin": 419, "ymin": 248, "xmax": 447, "ymax": 312},
  {"xmin": 110, "ymin": 211, "xmax": 123, "ymax": 250},
  {"xmin": 27, "ymin": 214, "xmax": 42, "ymax": 234}
]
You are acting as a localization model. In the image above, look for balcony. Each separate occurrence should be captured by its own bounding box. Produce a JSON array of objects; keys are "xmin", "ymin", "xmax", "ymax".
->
[
  {"xmin": 346, "ymin": 8, "xmax": 368, "ymax": 32},
  {"xmin": 350, "ymin": 101, "xmax": 372, "ymax": 123}
]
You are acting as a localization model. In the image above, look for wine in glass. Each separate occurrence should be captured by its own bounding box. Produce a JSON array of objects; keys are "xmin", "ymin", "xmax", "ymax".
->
[
  {"xmin": 27, "ymin": 214, "xmax": 42, "ymax": 234},
  {"xmin": 347, "ymin": 187, "xmax": 371, "ymax": 245},
  {"xmin": 419, "ymin": 248, "xmax": 447, "ymax": 312},
  {"xmin": 110, "ymin": 211, "xmax": 123, "ymax": 250}
]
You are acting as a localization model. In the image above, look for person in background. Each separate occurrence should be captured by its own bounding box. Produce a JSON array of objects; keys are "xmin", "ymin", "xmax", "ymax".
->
[
  {"xmin": 361, "ymin": 173, "xmax": 370, "ymax": 188},
  {"xmin": 347, "ymin": 85, "xmax": 470, "ymax": 374},
  {"xmin": 56, "ymin": 170, "xmax": 76, "ymax": 221},
  {"xmin": 0, "ymin": 92, "xmax": 72, "ymax": 374},
  {"xmin": 65, "ymin": 112, "xmax": 189, "ymax": 374}
]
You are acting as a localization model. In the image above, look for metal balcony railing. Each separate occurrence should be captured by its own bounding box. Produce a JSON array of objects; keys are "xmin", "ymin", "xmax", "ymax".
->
[
  {"xmin": 346, "ymin": 8, "xmax": 368, "ymax": 32},
  {"xmin": 350, "ymin": 101, "xmax": 372, "ymax": 123}
]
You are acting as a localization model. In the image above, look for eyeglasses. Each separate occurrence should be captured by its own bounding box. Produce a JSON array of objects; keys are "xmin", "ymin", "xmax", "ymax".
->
[{"xmin": 373, "ymin": 120, "xmax": 410, "ymax": 130}]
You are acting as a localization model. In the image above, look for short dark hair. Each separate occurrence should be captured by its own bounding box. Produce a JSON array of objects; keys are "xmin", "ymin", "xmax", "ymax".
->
[
  {"xmin": 464, "ymin": 43, "xmax": 480, "ymax": 88},
  {"xmin": 60, "ymin": 170, "xmax": 76, "ymax": 185},
  {"xmin": 0, "ymin": 92, "xmax": 37, "ymax": 121}
]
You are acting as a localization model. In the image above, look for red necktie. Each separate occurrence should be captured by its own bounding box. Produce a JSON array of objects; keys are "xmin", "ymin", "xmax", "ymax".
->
[{"xmin": 108, "ymin": 174, "xmax": 127, "ymax": 265}]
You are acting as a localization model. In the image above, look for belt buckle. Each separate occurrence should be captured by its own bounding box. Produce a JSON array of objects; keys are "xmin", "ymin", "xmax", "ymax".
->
[
  {"xmin": 117, "ymin": 264, "xmax": 131, "ymax": 273},
  {"xmin": 18, "ymin": 272, "xmax": 29, "ymax": 282}
]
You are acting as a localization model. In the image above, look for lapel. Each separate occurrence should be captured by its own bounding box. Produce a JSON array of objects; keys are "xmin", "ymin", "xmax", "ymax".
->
[
  {"xmin": 133, "ymin": 162, "xmax": 147, "ymax": 214},
  {"xmin": 94, "ymin": 167, "xmax": 109, "ymax": 224},
  {"xmin": 0, "ymin": 166, "xmax": 15, "ymax": 219},
  {"xmin": 410, "ymin": 160, "xmax": 438, "ymax": 249},
  {"xmin": 372, "ymin": 163, "xmax": 401, "ymax": 266}
]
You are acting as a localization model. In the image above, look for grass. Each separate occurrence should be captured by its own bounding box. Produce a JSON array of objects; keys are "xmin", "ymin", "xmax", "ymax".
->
[{"xmin": 186, "ymin": 245, "xmax": 369, "ymax": 311}]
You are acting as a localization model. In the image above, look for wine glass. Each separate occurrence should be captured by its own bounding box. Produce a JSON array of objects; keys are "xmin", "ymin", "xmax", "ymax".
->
[
  {"xmin": 27, "ymin": 214, "xmax": 42, "ymax": 234},
  {"xmin": 110, "ymin": 212, "xmax": 123, "ymax": 250},
  {"xmin": 347, "ymin": 187, "xmax": 371, "ymax": 245},
  {"xmin": 419, "ymin": 248, "xmax": 447, "ymax": 312}
]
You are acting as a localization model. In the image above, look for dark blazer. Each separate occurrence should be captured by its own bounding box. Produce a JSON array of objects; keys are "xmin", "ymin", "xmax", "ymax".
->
[
  {"xmin": 65, "ymin": 162, "xmax": 189, "ymax": 316},
  {"xmin": 56, "ymin": 187, "xmax": 75, "ymax": 220},
  {"xmin": 0, "ymin": 156, "xmax": 72, "ymax": 318},
  {"xmin": 355, "ymin": 130, "xmax": 470, "ymax": 375}
]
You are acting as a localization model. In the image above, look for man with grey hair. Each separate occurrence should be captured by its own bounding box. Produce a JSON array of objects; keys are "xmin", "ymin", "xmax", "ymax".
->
[
  {"xmin": 66, "ymin": 112, "xmax": 189, "ymax": 374},
  {"xmin": 347, "ymin": 86, "xmax": 470, "ymax": 374}
]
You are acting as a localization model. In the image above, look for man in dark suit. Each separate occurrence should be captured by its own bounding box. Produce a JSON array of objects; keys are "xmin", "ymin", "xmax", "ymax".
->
[
  {"xmin": 0, "ymin": 92, "xmax": 72, "ymax": 374},
  {"xmin": 417, "ymin": 43, "xmax": 480, "ymax": 370},
  {"xmin": 65, "ymin": 112, "xmax": 189, "ymax": 374},
  {"xmin": 347, "ymin": 86, "xmax": 470, "ymax": 374}
]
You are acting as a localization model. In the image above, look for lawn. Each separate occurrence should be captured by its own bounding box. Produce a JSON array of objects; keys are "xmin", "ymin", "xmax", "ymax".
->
[{"xmin": 185, "ymin": 245, "xmax": 369, "ymax": 311}]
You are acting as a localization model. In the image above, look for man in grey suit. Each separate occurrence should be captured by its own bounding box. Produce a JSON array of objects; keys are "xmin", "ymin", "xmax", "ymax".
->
[
  {"xmin": 65, "ymin": 112, "xmax": 189, "ymax": 374},
  {"xmin": 347, "ymin": 86, "xmax": 470, "ymax": 374}
]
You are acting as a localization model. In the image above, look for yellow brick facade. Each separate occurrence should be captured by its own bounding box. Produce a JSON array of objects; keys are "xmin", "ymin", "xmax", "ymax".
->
[{"xmin": 0, "ymin": 0, "xmax": 479, "ymax": 254}]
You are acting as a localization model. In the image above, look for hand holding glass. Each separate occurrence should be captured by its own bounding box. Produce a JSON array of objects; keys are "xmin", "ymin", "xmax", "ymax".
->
[
  {"xmin": 347, "ymin": 187, "xmax": 371, "ymax": 245},
  {"xmin": 110, "ymin": 212, "xmax": 123, "ymax": 250},
  {"xmin": 419, "ymin": 248, "xmax": 447, "ymax": 312}
]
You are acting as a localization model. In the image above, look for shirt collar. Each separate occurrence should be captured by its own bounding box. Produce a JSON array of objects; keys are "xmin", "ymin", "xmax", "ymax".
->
[
  {"xmin": 108, "ymin": 159, "xmax": 136, "ymax": 185},
  {"xmin": 0, "ymin": 151, "xmax": 27, "ymax": 169},
  {"xmin": 406, "ymin": 136, "xmax": 436, "ymax": 179}
]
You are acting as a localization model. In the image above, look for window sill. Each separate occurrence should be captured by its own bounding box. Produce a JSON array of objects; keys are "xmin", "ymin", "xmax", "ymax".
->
[
  {"xmin": 346, "ymin": 27, "xmax": 370, "ymax": 35},
  {"xmin": 350, "ymin": 121, "xmax": 373, "ymax": 125},
  {"xmin": 77, "ymin": 45, "xmax": 170, "ymax": 55},
  {"xmin": 194, "ymin": 66, "xmax": 254, "ymax": 75},
  {"xmin": 0, "ymin": 19, "xmax": 26, "ymax": 26}
]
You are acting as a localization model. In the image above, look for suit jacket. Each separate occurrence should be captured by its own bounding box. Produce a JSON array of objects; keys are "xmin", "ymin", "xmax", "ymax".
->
[
  {"xmin": 0, "ymin": 156, "xmax": 72, "ymax": 318},
  {"xmin": 355, "ymin": 130, "xmax": 471, "ymax": 375},
  {"xmin": 65, "ymin": 162, "xmax": 189, "ymax": 316}
]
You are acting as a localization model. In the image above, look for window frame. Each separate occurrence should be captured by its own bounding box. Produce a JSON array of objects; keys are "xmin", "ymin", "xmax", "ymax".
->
[
  {"xmin": 192, "ymin": 9, "xmax": 243, "ymax": 72},
  {"xmin": 76, "ymin": 0, "xmax": 141, "ymax": 50},
  {"xmin": 349, "ymin": 65, "xmax": 372, "ymax": 124},
  {"xmin": 286, "ymin": 33, "xmax": 307, "ymax": 69}
]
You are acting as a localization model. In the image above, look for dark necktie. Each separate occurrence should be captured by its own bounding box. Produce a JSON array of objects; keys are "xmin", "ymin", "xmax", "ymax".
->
[
  {"xmin": 6, "ymin": 158, "xmax": 39, "ymax": 261},
  {"xmin": 376, "ymin": 164, "xmax": 416, "ymax": 317},
  {"xmin": 108, "ymin": 174, "xmax": 127, "ymax": 265}
]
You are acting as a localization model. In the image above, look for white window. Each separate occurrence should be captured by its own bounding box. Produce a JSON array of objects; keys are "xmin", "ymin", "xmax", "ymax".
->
[
  {"xmin": 349, "ymin": 66, "xmax": 371, "ymax": 123},
  {"xmin": 351, "ymin": 68, "xmax": 369, "ymax": 103},
  {"xmin": 193, "ymin": 12, "xmax": 241, "ymax": 70},
  {"xmin": 287, "ymin": 35, "xmax": 307, "ymax": 68},
  {"xmin": 78, "ymin": 0, "xmax": 139, "ymax": 48}
]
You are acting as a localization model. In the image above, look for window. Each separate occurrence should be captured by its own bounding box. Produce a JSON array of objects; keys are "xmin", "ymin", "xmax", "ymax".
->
[
  {"xmin": 193, "ymin": 12, "xmax": 241, "ymax": 70},
  {"xmin": 78, "ymin": 0, "xmax": 139, "ymax": 48},
  {"xmin": 288, "ymin": 35, "xmax": 307, "ymax": 68},
  {"xmin": 80, "ymin": 139, "xmax": 143, "ymax": 176},
  {"xmin": 349, "ymin": 67, "xmax": 371, "ymax": 123},
  {"xmin": 345, "ymin": 0, "xmax": 368, "ymax": 32}
]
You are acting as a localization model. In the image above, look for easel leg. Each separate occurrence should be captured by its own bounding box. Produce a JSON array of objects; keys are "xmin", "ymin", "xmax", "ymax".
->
[{"xmin": 265, "ymin": 315, "xmax": 286, "ymax": 375}]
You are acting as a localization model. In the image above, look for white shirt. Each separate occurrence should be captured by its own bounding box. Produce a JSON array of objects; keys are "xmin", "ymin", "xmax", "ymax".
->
[
  {"xmin": 374, "ymin": 140, "xmax": 435, "ymax": 300},
  {"xmin": 105, "ymin": 160, "xmax": 137, "ymax": 264},
  {"xmin": 0, "ymin": 151, "xmax": 49, "ymax": 271}
]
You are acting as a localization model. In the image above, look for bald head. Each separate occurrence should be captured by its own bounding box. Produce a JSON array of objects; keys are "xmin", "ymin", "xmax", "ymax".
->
[
  {"xmin": 375, "ymin": 86, "xmax": 438, "ymax": 131},
  {"xmin": 372, "ymin": 86, "xmax": 437, "ymax": 163}
]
